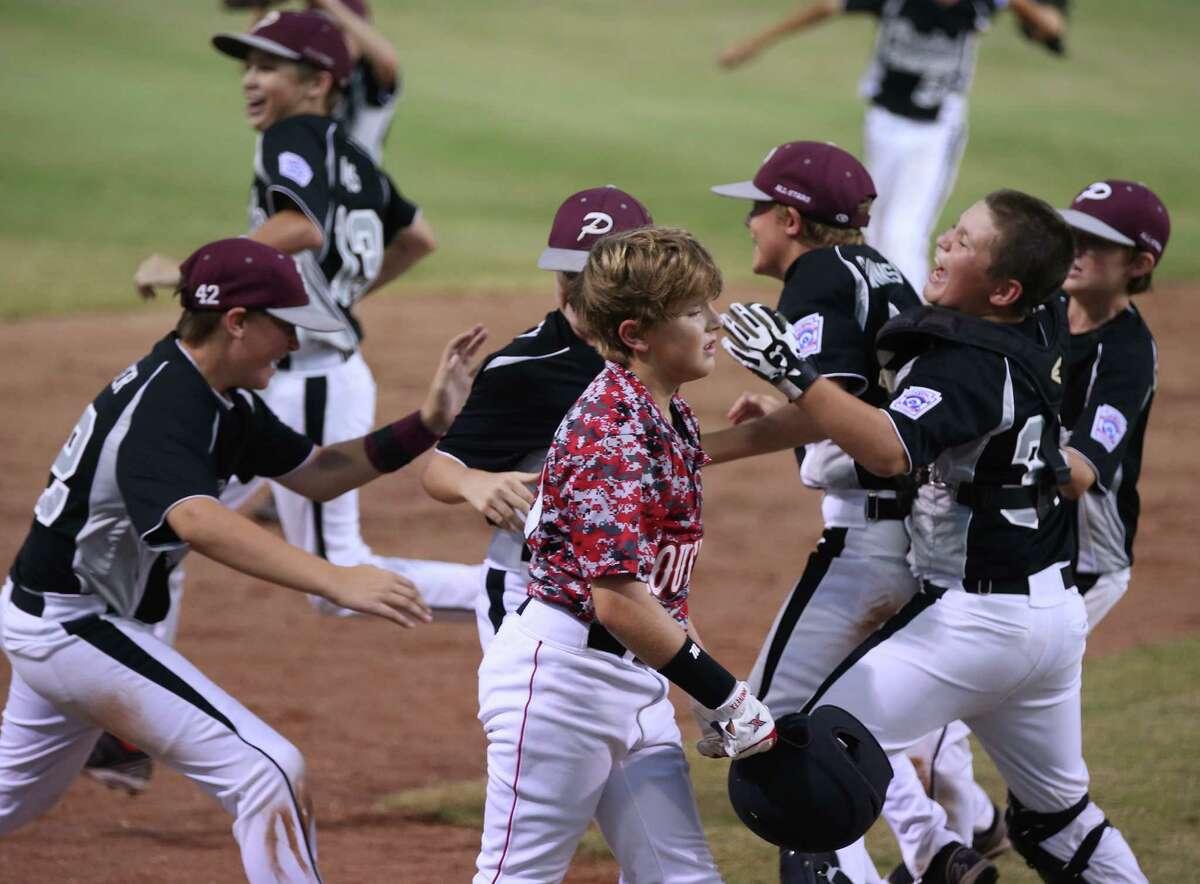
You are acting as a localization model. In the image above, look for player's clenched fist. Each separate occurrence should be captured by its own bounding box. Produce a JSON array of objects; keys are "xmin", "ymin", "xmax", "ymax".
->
[
  {"xmin": 322, "ymin": 564, "xmax": 434, "ymax": 627},
  {"xmin": 700, "ymin": 681, "xmax": 778, "ymax": 760}
]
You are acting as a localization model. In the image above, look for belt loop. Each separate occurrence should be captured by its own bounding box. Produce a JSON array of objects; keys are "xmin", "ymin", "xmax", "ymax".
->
[
  {"xmin": 864, "ymin": 491, "xmax": 880, "ymax": 522},
  {"xmin": 978, "ymin": 578, "xmax": 993, "ymax": 596}
]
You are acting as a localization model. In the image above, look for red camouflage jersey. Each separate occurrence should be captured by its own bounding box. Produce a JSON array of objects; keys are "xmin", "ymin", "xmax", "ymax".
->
[{"xmin": 527, "ymin": 361, "xmax": 710, "ymax": 626}]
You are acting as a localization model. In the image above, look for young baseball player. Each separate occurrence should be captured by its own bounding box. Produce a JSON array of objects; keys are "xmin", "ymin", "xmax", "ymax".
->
[
  {"xmin": 0, "ymin": 238, "xmax": 486, "ymax": 883},
  {"xmin": 133, "ymin": 10, "xmax": 474, "ymax": 619},
  {"xmin": 421, "ymin": 186, "xmax": 653, "ymax": 649},
  {"xmin": 897, "ymin": 180, "xmax": 1170, "ymax": 883},
  {"xmin": 1058, "ymin": 179, "xmax": 1166, "ymax": 627},
  {"xmin": 226, "ymin": 0, "xmax": 400, "ymax": 164},
  {"xmin": 722, "ymin": 190, "xmax": 1148, "ymax": 882},
  {"xmin": 474, "ymin": 227, "xmax": 777, "ymax": 883},
  {"xmin": 718, "ymin": 0, "xmax": 1067, "ymax": 289},
  {"xmin": 703, "ymin": 140, "xmax": 921, "ymax": 884}
]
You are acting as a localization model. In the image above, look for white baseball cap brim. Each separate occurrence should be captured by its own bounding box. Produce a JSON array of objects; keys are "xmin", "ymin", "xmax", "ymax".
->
[
  {"xmin": 267, "ymin": 303, "xmax": 344, "ymax": 333},
  {"xmin": 711, "ymin": 181, "xmax": 773, "ymax": 201},
  {"xmin": 537, "ymin": 247, "xmax": 589, "ymax": 273},
  {"xmin": 213, "ymin": 32, "xmax": 304, "ymax": 64},
  {"xmin": 1058, "ymin": 209, "xmax": 1136, "ymax": 247}
]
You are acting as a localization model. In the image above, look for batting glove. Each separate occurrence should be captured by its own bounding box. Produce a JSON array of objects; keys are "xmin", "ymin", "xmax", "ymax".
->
[
  {"xmin": 720, "ymin": 302, "xmax": 821, "ymax": 401},
  {"xmin": 706, "ymin": 681, "xmax": 778, "ymax": 760}
]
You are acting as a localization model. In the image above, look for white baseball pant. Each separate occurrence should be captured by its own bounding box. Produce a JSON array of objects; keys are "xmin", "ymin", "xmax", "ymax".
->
[
  {"xmin": 813, "ymin": 569, "xmax": 1148, "ymax": 882},
  {"xmin": 474, "ymin": 599, "xmax": 721, "ymax": 884},
  {"xmin": 863, "ymin": 99, "xmax": 968, "ymax": 291},
  {"xmin": 0, "ymin": 581, "xmax": 320, "ymax": 883}
]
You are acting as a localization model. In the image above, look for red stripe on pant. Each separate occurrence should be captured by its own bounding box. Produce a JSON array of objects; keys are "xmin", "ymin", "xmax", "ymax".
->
[{"xmin": 491, "ymin": 640, "xmax": 543, "ymax": 883}]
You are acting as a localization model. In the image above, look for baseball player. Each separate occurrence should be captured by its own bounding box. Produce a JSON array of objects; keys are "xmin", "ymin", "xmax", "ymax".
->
[
  {"xmin": 0, "ymin": 237, "xmax": 486, "ymax": 882},
  {"xmin": 421, "ymin": 186, "xmax": 653, "ymax": 649},
  {"xmin": 722, "ymin": 189, "xmax": 1148, "ymax": 882},
  {"xmin": 718, "ymin": 0, "xmax": 1067, "ymax": 289},
  {"xmin": 133, "ymin": 10, "xmax": 475, "ymax": 619},
  {"xmin": 226, "ymin": 0, "xmax": 400, "ymax": 164},
  {"xmin": 895, "ymin": 180, "xmax": 1169, "ymax": 882},
  {"xmin": 474, "ymin": 227, "xmax": 777, "ymax": 883},
  {"xmin": 703, "ymin": 140, "xmax": 921, "ymax": 883}
]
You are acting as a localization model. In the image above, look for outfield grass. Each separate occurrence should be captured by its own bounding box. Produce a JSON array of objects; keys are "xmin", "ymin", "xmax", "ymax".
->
[
  {"xmin": 379, "ymin": 632, "xmax": 1200, "ymax": 881},
  {"xmin": 1, "ymin": 0, "xmax": 1198, "ymax": 318}
]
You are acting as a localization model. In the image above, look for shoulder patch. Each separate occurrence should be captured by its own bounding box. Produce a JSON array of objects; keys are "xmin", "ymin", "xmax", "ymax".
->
[
  {"xmin": 278, "ymin": 151, "xmax": 314, "ymax": 188},
  {"xmin": 890, "ymin": 386, "xmax": 943, "ymax": 420},
  {"xmin": 1089, "ymin": 404, "xmax": 1127, "ymax": 453},
  {"xmin": 792, "ymin": 312, "xmax": 824, "ymax": 357}
]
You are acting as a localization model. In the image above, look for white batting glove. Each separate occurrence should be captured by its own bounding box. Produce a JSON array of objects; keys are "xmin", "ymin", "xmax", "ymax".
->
[
  {"xmin": 690, "ymin": 699, "xmax": 727, "ymax": 759},
  {"xmin": 720, "ymin": 302, "xmax": 821, "ymax": 401},
  {"xmin": 705, "ymin": 681, "xmax": 778, "ymax": 760}
]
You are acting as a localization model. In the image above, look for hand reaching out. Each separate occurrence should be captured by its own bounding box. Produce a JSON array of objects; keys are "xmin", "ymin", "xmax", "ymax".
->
[{"xmin": 420, "ymin": 325, "xmax": 489, "ymax": 435}]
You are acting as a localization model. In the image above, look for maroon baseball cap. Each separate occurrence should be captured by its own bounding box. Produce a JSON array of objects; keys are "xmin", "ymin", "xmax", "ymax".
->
[
  {"xmin": 1059, "ymin": 180, "xmax": 1170, "ymax": 260},
  {"xmin": 711, "ymin": 141, "xmax": 876, "ymax": 228},
  {"xmin": 178, "ymin": 238, "xmax": 342, "ymax": 332},
  {"xmin": 213, "ymin": 10, "xmax": 352, "ymax": 86},
  {"xmin": 537, "ymin": 186, "xmax": 654, "ymax": 272}
]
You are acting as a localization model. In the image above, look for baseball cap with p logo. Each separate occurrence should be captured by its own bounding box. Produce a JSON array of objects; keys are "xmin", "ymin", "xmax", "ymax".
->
[
  {"xmin": 1058, "ymin": 180, "xmax": 1170, "ymax": 260},
  {"xmin": 213, "ymin": 10, "xmax": 353, "ymax": 86},
  {"xmin": 711, "ymin": 141, "xmax": 876, "ymax": 229},
  {"xmin": 178, "ymin": 238, "xmax": 342, "ymax": 332},
  {"xmin": 537, "ymin": 186, "xmax": 654, "ymax": 272}
]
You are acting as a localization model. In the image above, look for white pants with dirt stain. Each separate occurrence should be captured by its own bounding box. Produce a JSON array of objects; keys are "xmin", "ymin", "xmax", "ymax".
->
[{"xmin": 0, "ymin": 581, "xmax": 320, "ymax": 883}]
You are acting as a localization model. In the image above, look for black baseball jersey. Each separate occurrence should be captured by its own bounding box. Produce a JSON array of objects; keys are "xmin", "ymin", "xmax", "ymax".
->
[
  {"xmin": 1061, "ymin": 300, "xmax": 1157, "ymax": 575},
  {"xmin": 334, "ymin": 58, "xmax": 399, "ymax": 165},
  {"xmin": 776, "ymin": 245, "xmax": 922, "ymax": 492},
  {"xmin": 10, "ymin": 334, "xmax": 314, "ymax": 621},
  {"xmin": 882, "ymin": 306, "xmax": 1072, "ymax": 583},
  {"xmin": 846, "ymin": 0, "xmax": 1003, "ymax": 121},
  {"xmin": 250, "ymin": 113, "xmax": 417, "ymax": 352},
  {"xmin": 436, "ymin": 309, "xmax": 604, "ymax": 572}
]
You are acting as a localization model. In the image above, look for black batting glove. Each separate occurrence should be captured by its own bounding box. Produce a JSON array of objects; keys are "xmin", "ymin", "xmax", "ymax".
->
[{"xmin": 720, "ymin": 302, "xmax": 822, "ymax": 401}]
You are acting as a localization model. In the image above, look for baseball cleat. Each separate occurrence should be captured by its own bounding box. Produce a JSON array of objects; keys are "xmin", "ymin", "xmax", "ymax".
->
[
  {"xmin": 924, "ymin": 842, "xmax": 998, "ymax": 884},
  {"xmin": 83, "ymin": 733, "xmax": 153, "ymax": 796},
  {"xmin": 972, "ymin": 802, "xmax": 1012, "ymax": 859}
]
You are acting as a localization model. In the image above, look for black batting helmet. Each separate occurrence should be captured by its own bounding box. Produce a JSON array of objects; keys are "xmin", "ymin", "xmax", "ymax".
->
[{"xmin": 727, "ymin": 705, "xmax": 892, "ymax": 851}]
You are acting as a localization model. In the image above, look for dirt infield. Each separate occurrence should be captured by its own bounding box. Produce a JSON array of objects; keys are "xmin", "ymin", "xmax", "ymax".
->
[{"xmin": 1, "ymin": 284, "xmax": 1198, "ymax": 882}]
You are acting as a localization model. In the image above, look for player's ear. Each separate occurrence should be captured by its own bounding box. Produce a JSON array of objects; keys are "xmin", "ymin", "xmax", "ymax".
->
[
  {"xmin": 1128, "ymin": 250, "xmax": 1156, "ymax": 283},
  {"xmin": 618, "ymin": 317, "xmax": 650, "ymax": 356},
  {"xmin": 782, "ymin": 206, "xmax": 804, "ymax": 237},
  {"xmin": 223, "ymin": 307, "xmax": 250, "ymax": 340},
  {"xmin": 988, "ymin": 278, "xmax": 1023, "ymax": 312}
]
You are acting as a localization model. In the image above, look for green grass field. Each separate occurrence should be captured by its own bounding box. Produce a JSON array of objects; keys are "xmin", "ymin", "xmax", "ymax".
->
[
  {"xmin": 381, "ymin": 633, "xmax": 1200, "ymax": 881},
  {"xmin": 1, "ymin": 0, "xmax": 1198, "ymax": 317}
]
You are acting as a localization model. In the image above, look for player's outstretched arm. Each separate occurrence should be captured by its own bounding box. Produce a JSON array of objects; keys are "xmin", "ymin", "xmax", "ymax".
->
[
  {"xmin": 718, "ymin": 0, "xmax": 842, "ymax": 69},
  {"xmin": 133, "ymin": 255, "xmax": 182, "ymax": 300},
  {"xmin": 703, "ymin": 393, "xmax": 823, "ymax": 465},
  {"xmin": 593, "ymin": 575, "xmax": 777, "ymax": 760},
  {"xmin": 367, "ymin": 217, "xmax": 438, "ymax": 295},
  {"xmin": 248, "ymin": 208, "xmax": 325, "ymax": 255},
  {"xmin": 1008, "ymin": 0, "xmax": 1067, "ymax": 43},
  {"xmin": 167, "ymin": 497, "xmax": 432, "ymax": 626},
  {"xmin": 308, "ymin": 0, "xmax": 400, "ymax": 90},
  {"xmin": 721, "ymin": 302, "xmax": 909, "ymax": 476},
  {"xmin": 278, "ymin": 325, "xmax": 488, "ymax": 499},
  {"xmin": 421, "ymin": 456, "xmax": 539, "ymax": 532}
]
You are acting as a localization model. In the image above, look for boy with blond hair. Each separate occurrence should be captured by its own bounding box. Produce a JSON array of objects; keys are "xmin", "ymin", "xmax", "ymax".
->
[{"xmin": 474, "ymin": 227, "xmax": 776, "ymax": 883}]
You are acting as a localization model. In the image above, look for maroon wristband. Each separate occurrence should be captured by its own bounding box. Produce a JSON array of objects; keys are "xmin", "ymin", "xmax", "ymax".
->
[{"xmin": 364, "ymin": 411, "xmax": 440, "ymax": 473}]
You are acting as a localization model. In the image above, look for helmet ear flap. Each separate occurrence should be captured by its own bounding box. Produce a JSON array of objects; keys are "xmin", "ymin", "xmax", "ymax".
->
[{"xmin": 728, "ymin": 705, "xmax": 893, "ymax": 852}]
